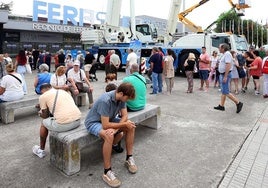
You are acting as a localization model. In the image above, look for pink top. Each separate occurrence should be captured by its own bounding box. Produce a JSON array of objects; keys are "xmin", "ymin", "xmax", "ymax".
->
[{"xmin": 199, "ymin": 53, "xmax": 210, "ymax": 70}]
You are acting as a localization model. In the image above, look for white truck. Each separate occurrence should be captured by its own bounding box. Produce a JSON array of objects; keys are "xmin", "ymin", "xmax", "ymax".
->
[{"xmin": 172, "ymin": 32, "xmax": 249, "ymax": 74}]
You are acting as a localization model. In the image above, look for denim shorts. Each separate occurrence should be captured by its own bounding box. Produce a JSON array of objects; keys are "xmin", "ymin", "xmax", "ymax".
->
[
  {"xmin": 199, "ymin": 70, "xmax": 209, "ymax": 80},
  {"xmin": 219, "ymin": 73, "xmax": 232, "ymax": 95},
  {"xmin": 86, "ymin": 117, "xmax": 121, "ymax": 137}
]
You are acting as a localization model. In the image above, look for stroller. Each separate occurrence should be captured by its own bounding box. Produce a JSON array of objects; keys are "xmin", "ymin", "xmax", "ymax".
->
[{"xmin": 89, "ymin": 62, "xmax": 99, "ymax": 81}]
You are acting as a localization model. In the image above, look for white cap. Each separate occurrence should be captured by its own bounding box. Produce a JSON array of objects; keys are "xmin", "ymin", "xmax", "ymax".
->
[{"xmin": 73, "ymin": 60, "xmax": 80, "ymax": 66}]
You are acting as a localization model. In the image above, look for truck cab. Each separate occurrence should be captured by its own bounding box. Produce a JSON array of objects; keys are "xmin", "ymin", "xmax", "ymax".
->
[{"xmin": 172, "ymin": 32, "xmax": 249, "ymax": 74}]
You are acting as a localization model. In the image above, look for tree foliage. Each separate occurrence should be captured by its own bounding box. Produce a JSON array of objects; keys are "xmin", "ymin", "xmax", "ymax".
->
[{"xmin": 213, "ymin": 9, "xmax": 268, "ymax": 48}]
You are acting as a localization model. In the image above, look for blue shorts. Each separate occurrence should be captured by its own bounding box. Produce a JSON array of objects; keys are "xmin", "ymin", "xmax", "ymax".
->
[
  {"xmin": 86, "ymin": 117, "xmax": 121, "ymax": 137},
  {"xmin": 199, "ymin": 70, "xmax": 209, "ymax": 80},
  {"xmin": 219, "ymin": 73, "xmax": 232, "ymax": 95}
]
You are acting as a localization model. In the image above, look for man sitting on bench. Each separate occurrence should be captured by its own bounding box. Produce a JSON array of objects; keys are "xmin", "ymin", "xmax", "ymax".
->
[
  {"xmin": 32, "ymin": 83, "xmax": 81, "ymax": 158},
  {"xmin": 84, "ymin": 82, "xmax": 137, "ymax": 188},
  {"xmin": 123, "ymin": 63, "xmax": 147, "ymax": 112}
]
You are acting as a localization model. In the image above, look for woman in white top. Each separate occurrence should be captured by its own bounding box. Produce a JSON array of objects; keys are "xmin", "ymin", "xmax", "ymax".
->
[
  {"xmin": 208, "ymin": 51, "xmax": 219, "ymax": 87},
  {"xmin": 50, "ymin": 65, "xmax": 76, "ymax": 92},
  {"xmin": 0, "ymin": 63, "xmax": 24, "ymax": 102},
  {"xmin": 163, "ymin": 49, "xmax": 175, "ymax": 95},
  {"xmin": 231, "ymin": 51, "xmax": 239, "ymax": 95},
  {"xmin": 65, "ymin": 54, "xmax": 73, "ymax": 71}
]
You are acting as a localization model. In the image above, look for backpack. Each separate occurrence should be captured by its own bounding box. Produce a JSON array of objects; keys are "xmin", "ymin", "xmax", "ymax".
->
[
  {"xmin": 262, "ymin": 58, "xmax": 268, "ymax": 74},
  {"xmin": 28, "ymin": 56, "xmax": 33, "ymax": 63}
]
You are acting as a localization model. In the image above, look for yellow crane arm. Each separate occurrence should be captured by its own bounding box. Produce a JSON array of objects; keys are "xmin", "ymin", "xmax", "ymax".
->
[
  {"xmin": 178, "ymin": 14, "xmax": 204, "ymax": 33},
  {"xmin": 178, "ymin": 0, "xmax": 210, "ymax": 33}
]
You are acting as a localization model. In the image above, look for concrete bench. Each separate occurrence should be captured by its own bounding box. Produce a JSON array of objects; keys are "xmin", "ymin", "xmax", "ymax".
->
[
  {"xmin": 49, "ymin": 104, "xmax": 160, "ymax": 176},
  {"xmin": 0, "ymin": 94, "xmax": 39, "ymax": 124}
]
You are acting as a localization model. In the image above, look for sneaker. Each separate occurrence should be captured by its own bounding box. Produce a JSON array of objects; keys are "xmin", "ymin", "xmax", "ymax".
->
[
  {"xmin": 125, "ymin": 156, "xmax": 138, "ymax": 174},
  {"xmin": 112, "ymin": 141, "xmax": 124, "ymax": 153},
  {"xmin": 255, "ymin": 91, "xmax": 260, "ymax": 95},
  {"xmin": 32, "ymin": 145, "xmax": 46, "ymax": 158},
  {"xmin": 236, "ymin": 102, "xmax": 243, "ymax": 113},
  {"xmin": 102, "ymin": 170, "xmax": 121, "ymax": 188},
  {"xmin": 263, "ymin": 95, "xmax": 268, "ymax": 98},
  {"xmin": 214, "ymin": 105, "xmax": 225, "ymax": 111}
]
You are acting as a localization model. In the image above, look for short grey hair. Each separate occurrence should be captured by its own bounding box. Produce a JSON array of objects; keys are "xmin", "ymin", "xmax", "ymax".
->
[
  {"xmin": 130, "ymin": 62, "xmax": 139, "ymax": 73},
  {"xmin": 39, "ymin": 63, "xmax": 49, "ymax": 72},
  {"xmin": 220, "ymin": 43, "xmax": 230, "ymax": 52}
]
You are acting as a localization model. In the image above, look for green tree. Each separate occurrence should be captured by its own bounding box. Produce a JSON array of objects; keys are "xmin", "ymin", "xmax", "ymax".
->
[{"xmin": 214, "ymin": 9, "xmax": 268, "ymax": 48}]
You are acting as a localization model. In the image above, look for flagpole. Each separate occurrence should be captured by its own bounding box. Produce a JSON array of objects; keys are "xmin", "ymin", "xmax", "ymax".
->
[
  {"xmin": 267, "ymin": 19, "xmax": 268, "ymax": 44},
  {"xmin": 252, "ymin": 21, "xmax": 254, "ymax": 46},
  {"xmin": 256, "ymin": 20, "xmax": 258, "ymax": 48},
  {"xmin": 241, "ymin": 19, "xmax": 243, "ymax": 35},
  {"xmin": 261, "ymin": 20, "xmax": 263, "ymax": 47},
  {"xmin": 237, "ymin": 19, "xmax": 240, "ymax": 35},
  {"xmin": 247, "ymin": 20, "xmax": 249, "ymax": 43}
]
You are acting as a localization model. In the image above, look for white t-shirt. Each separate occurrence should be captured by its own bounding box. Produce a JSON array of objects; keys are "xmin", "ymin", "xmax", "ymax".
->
[
  {"xmin": 67, "ymin": 68, "xmax": 86, "ymax": 82},
  {"xmin": 50, "ymin": 73, "xmax": 67, "ymax": 87},
  {"xmin": 110, "ymin": 54, "xmax": 121, "ymax": 67},
  {"xmin": 219, "ymin": 51, "xmax": 233, "ymax": 73},
  {"xmin": 126, "ymin": 52, "xmax": 138, "ymax": 75},
  {"xmin": 210, "ymin": 56, "xmax": 218, "ymax": 68},
  {"xmin": 0, "ymin": 73, "xmax": 24, "ymax": 101},
  {"xmin": 127, "ymin": 52, "xmax": 138, "ymax": 66}
]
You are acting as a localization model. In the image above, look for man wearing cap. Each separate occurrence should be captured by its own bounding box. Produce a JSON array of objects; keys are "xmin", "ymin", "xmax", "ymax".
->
[
  {"xmin": 67, "ymin": 60, "xmax": 94, "ymax": 108},
  {"xmin": 76, "ymin": 50, "xmax": 85, "ymax": 69}
]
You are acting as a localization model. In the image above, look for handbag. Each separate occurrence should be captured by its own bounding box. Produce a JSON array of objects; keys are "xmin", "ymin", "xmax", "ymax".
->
[
  {"xmin": 25, "ymin": 63, "xmax": 32, "ymax": 74},
  {"xmin": 75, "ymin": 69, "xmax": 84, "ymax": 91},
  {"xmin": 75, "ymin": 81, "xmax": 84, "ymax": 91}
]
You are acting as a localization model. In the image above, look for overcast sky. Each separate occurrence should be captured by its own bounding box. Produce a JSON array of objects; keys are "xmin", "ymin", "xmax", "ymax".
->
[{"xmin": 3, "ymin": 0, "xmax": 266, "ymax": 28}]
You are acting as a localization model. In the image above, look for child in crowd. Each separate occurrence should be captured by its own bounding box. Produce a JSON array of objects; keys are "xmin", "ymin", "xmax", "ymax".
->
[
  {"xmin": 105, "ymin": 73, "xmax": 117, "ymax": 83},
  {"xmin": 105, "ymin": 83, "xmax": 117, "ymax": 92}
]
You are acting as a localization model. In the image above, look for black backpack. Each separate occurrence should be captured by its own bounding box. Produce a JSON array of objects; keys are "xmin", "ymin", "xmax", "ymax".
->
[{"xmin": 28, "ymin": 56, "xmax": 33, "ymax": 63}]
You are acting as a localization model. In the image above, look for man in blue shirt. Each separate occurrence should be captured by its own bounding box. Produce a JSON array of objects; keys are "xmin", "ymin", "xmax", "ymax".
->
[
  {"xmin": 123, "ymin": 63, "xmax": 146, "ymax": 111},
  {"xmin": 149, "ymin": 47, "xmax": 163, "ymax": 94},
  {"xmin": 84, "ymin": 83, "xmax": 137, "ymax": 188}
]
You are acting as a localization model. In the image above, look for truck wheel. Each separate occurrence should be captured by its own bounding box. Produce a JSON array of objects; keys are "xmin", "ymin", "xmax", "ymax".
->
[{"xmin": 178, "ymin": 53, "xmax": 188, "ymax": 77}]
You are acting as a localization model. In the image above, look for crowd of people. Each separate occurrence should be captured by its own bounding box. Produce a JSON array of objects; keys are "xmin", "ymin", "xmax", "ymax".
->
[
  {"xmin": 0, "ymin": 47, "xmax": 147, "ymax": 188},
  {"xmin": 1, "ymin": 43, "xmax": 268, "ymax": 187}
]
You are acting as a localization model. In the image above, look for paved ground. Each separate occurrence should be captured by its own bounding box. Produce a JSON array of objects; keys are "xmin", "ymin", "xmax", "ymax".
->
[
  {"xmin": 0, "ymin": 69, "xmax": 267, "ymax": 188},
  {"xmin": 219, "ymin": 104, "xmax": 268, "ymax": 188}
]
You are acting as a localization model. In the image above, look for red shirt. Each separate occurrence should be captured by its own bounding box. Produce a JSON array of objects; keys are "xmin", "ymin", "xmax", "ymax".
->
[
  {"xmin": 104, "ymin": 54, "xmax": 111, "ymax": 65},
  {"xmin": 250, "ymin": 57, "xmax": 262, "ymax": 77}
]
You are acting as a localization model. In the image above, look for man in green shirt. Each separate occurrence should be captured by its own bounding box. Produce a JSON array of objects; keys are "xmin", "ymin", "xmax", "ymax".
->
[{"xmin": 123, "ymin": 63, "xmax": 147, "ymax": 111}]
